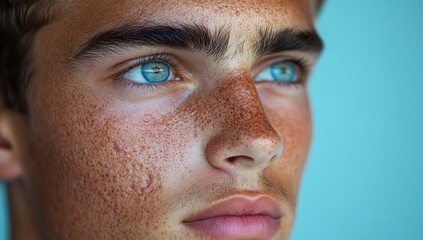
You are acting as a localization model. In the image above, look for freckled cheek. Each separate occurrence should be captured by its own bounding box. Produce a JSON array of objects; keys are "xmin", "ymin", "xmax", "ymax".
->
[
  {"xmin": 29, "ymin": 112, "xmax": 186, "ymax": 238},
  {"xmin": 264, "ymin": 95, "xmax": 311, "ymax": 191},
  {"xmin": 28, "ymin": 79, "xmax": 194, "ymax": 236},
  {"xmin": 107, "ymin": 119, "xmax": 197, "ymax": 199},
  {"xmin": 62, "ymin": 119, "xmax": 166, "ymax": 197},
  {"xmin": 69, "ymin": 114, "xmax": 198, "ymax": 236}
]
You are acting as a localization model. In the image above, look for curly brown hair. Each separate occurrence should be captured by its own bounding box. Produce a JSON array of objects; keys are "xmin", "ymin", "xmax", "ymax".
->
[{"xmin": 0, "ymin": 0, "xmax": 59, "ymax": 112}]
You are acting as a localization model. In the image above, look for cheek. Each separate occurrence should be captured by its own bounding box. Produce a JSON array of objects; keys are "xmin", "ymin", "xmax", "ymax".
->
[
  {"xmin": 263, "ymin": 91, "xmax": 311, "ymax": 199},
  {"xmin": 25, "ymin": 78, "xmax": 195, "ymax": 238}
]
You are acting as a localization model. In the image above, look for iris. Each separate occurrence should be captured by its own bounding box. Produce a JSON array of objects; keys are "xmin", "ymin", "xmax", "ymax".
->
[
  {"xmin": 141, "ymin": 62, "xmax": 170, "ymax": 83},
  {"xmin": 123, "ymin": 61, "xmax": 171, "ymax": 83},
  {"xmin": 270, "ymin": 61, "xmax": 296, "ymax": 82},
  {"xmin": 256, "ymin": 60, "xmax": 298, "ymax": 83}
]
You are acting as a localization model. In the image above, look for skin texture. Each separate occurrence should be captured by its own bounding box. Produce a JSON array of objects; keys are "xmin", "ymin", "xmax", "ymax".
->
[{"xmin": 3, "ymin": 0, "xmax": 320, "ymax": 239}]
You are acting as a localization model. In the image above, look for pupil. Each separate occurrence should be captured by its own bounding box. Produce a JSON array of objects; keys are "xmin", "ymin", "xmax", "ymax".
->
[
  {"xmin": 152, "ymin": 67, "xmax": 162, "ymax": 73},
  {"xmin": 279, "ymin": 67, "xmax": 288, "ymax": 75}
]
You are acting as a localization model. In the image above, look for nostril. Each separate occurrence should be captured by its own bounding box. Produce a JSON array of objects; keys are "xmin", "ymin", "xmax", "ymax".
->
[
  {"xmin": 226, "ymin": 155, "xmax": 254, "ymax": 164},
  {"xmin": 227, "ymin": 156, "xmax": 236, "ymax": 163}
]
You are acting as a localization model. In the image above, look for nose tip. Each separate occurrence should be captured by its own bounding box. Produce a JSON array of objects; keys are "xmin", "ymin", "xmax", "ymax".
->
[{"xmin": 206, "ymin": 129, "xmax": 283, "ymax": 173}]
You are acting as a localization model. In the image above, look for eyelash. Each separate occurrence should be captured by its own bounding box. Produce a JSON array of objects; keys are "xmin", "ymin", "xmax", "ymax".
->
[{"xmin": 112, "ymin": 53, "xmax": 312, "ymax": 91}]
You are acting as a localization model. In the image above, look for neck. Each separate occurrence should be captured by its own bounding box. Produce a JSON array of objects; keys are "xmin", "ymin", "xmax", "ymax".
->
[{"xmin": 7, "ymin": 180, "xmax": 40, "ymax": 240}]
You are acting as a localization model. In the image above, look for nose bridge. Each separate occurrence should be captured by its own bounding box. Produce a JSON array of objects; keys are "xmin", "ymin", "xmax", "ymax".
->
[
  {"xmin": 214, "ymin": 71, "xmax": 277, "ymax": 140},
  {"xmin": 205, "ymin": 71, "xmax": 283, "ymax": 172}
]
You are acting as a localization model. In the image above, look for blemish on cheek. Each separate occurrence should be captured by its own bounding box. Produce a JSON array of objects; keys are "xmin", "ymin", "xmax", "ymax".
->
[
  {"xmin": 113, "ymin": 141, "xmax": 126, "ymax": 153},
  {"xmin": 109, "ymin": 139, "xmax": 163, "ymax": 202},
  {"xmin": 135, "ymin": 172, "xmax": 160, "ymax": 200},
  {"xmin": 105, "ymin": 169, "xmax": 116, "ymax": 178}
]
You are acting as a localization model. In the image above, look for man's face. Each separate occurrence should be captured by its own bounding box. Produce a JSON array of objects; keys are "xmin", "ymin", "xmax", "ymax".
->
[{"xmin": 18, "ymin": 0, "xmax": 321, "ymax": 239}]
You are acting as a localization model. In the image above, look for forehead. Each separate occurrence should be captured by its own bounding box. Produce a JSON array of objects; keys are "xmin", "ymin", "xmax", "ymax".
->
[
  {"xmin": 57, "ymin": 0, "xmax": 315, "ymax": 33},
  {"xmin": 39, "ymin": 0, "xmax": 316, "ymax": 65}
]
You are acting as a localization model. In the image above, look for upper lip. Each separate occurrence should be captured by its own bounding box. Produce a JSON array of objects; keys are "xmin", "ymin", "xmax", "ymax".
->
[{"xmin": 183, "ymin": 195, "xmax": 282, "ymax": 222}]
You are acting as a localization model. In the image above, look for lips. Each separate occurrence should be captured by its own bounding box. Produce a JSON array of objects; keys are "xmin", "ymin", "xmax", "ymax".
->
[{"xmin": 183, "ymin": 195, "xmax": 282, "ymax": 239}]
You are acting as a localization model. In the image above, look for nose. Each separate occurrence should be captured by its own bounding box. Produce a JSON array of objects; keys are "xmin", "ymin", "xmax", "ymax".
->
[{"xmin": 204, "ymin": 72, "xmax": 283, "ymax": 174}]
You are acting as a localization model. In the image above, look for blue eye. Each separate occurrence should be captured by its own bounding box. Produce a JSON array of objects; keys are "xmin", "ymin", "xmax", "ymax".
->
[
  {"xmin": 255, "ymin": 61, "xmax": 299, "ymax": 83},
  {"xmin": 123, "ymin": 61, "xmax": 173, "ymax": 84}
]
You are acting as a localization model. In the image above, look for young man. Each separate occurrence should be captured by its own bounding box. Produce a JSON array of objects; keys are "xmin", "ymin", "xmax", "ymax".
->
[{"xmin": 0, "ymin": 0, "xmax": 323, "ymax": 239}]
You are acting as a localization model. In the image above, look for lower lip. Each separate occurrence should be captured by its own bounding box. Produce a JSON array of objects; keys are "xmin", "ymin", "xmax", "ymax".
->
[{"xmin": 184, "ymin": 215, "xmax": 280, "ymax": 239}]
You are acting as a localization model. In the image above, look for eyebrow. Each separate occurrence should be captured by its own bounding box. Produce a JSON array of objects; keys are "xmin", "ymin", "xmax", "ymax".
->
[
  {"xmin": 69, "ymin": 23, "xmax": 323, "ymax": 64},
  {"xmin": 254, "ymin": 28, "xmax": 323, "ymax": 57},
  {"xmin": 70, "ymin": 23, "xmax": 231, "ymax": 62}
]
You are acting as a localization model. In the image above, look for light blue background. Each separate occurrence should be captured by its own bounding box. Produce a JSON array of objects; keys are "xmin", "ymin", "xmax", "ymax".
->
[
  {"xmin": 1, "ymin": 1, "xmax": 422, "ymax": 240},
  {"xmin": 292, "ymin": 0, "xmax": 423, "ymax": 240},
  {"xmin": 0, "ymin": 182, "xmax": 7, "ymax": 240}
]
